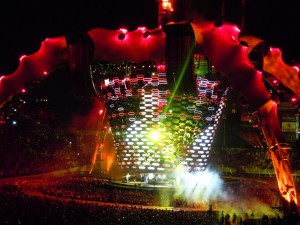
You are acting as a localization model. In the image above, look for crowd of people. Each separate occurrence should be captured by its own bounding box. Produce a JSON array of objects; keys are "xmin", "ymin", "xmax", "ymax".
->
[{"xmin": 0, "ymin": 174, "xmax": 296, "ymax": 225}]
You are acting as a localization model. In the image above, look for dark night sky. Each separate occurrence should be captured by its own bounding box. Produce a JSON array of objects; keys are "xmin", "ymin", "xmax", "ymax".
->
[
  {"xmin": 0, "ymin": 0, "xmax": 159, "ymax": 74},
  {"xmin": 0, "ymin": 0, "xmax": 299, "ymax": 75}
]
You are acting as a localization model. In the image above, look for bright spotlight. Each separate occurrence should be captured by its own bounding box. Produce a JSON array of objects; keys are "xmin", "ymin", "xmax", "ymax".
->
[{"xmin": 149, "ymin": 130, "xmax": 161, "ymax": 142}]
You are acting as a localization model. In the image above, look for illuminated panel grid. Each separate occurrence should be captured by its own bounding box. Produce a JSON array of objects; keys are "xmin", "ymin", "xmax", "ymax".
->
[
  {"xmin": 101, "ymin": 71, "xmax": 226, "ymax": 172},
  {"xmin": 102, "ymin": 73, "xmax": 173, "ymax": 171},
  {"xmin": 190, "ymin": 77, "xmax": 225, "ymax": 171},
  {"xmin": 162, "ymin": 77, "xmax": 226, "ymax": 172}
]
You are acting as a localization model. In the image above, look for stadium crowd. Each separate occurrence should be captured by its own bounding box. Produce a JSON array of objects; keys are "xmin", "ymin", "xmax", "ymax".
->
[{"xmin": 0, "ymin": 175, "xmax": 295, "ymax": 225}]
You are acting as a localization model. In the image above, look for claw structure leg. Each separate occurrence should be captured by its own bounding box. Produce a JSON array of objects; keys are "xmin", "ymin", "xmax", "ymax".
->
[
  {"xmin": 256, "ymin": 103, "xmax": 297, "ymax": 209},
  {"xmin": 191, "ymin": 18, "xmax": 298, "ymax": 210}
]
